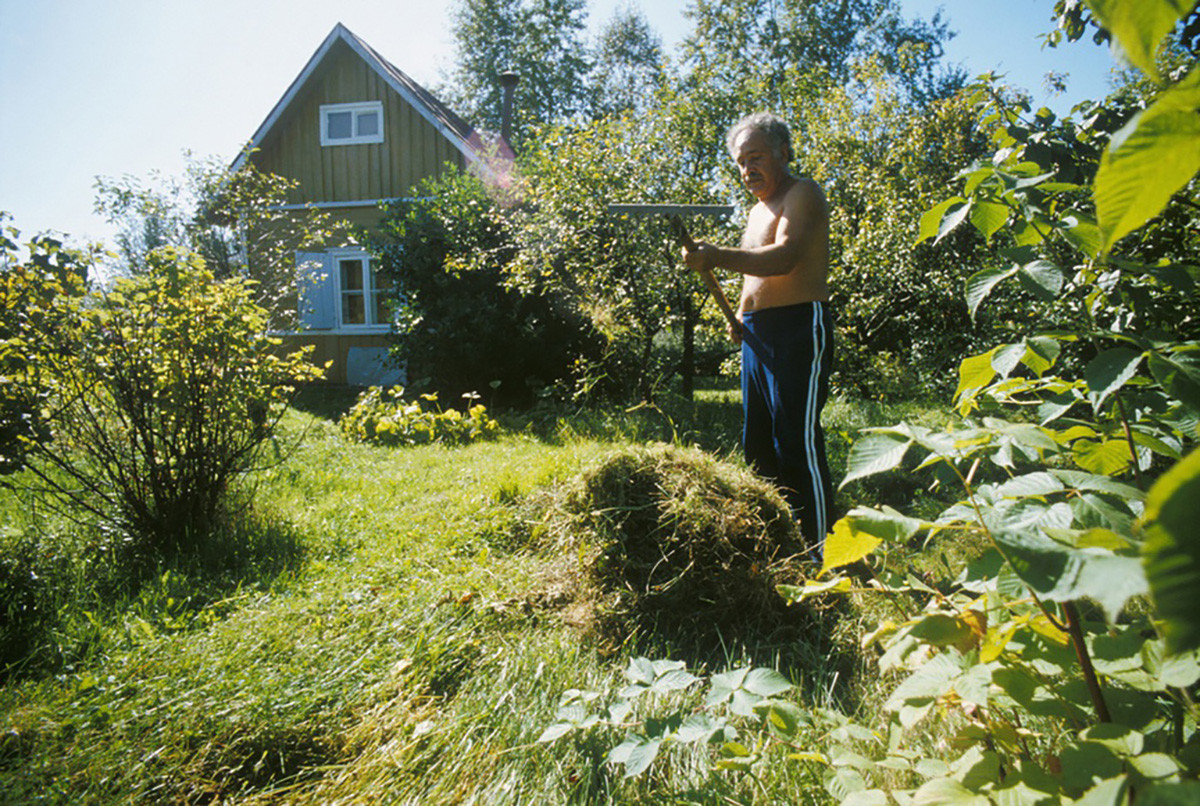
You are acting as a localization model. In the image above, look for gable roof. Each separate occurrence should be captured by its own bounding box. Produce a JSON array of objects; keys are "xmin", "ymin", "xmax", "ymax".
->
[{"xmin": 231, "ymin": 23, "xmax": 479, "ymax": 172}]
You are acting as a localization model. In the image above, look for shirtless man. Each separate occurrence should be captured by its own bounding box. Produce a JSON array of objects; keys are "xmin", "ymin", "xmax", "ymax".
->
[{"xmin": 683, "ymin": 112, "xmax": 834, "ymax": 556}]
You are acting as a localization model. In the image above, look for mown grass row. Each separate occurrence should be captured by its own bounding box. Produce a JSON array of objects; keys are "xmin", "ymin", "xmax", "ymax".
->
[{"xmin": 1, "ymin": 385, "xmax": 946, "ymax": 803}]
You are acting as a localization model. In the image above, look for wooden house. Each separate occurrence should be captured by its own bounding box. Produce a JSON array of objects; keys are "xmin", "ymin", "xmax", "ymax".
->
[{"xmin": 233, "ymin": 23, "xmax": 499, "ymax": 386}]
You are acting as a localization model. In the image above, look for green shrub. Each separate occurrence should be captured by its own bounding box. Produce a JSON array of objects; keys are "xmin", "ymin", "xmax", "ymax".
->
[
  {"xmin": 339, "ymin": 386, "xmax": 501, "ymax": 447},
  {"xmin": 0, "ymin": 219, "xmax": 90, "ymax": 475},
  {"xmin": 3, "ymin": 241, "xmax": 323, "ymax": 553},
  {"xmin": 366, "ymin": 170, "xmax": 594, "ymax": 406}
]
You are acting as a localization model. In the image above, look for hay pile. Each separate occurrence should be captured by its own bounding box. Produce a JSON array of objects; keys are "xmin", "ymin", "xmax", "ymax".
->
[{"xmin": 538, "ymin": 443, "xmax": 801, "ymax": 639}]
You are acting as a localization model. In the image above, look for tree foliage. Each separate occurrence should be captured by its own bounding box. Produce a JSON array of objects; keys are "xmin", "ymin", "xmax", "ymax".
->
[
  {"xmin": 511, "ymin": 109, "xmax": 739, "ymax": 401},
  {"xmin": 804, "ymin": 0, "xmax": 1200, "ymax": 798},
  {"xmin": 792, "ymin": 61, "xmax": 991, "ymax": 396},
  {"xmin": 366, "ymin": 168, "xmax": 593, "ymax": 405},
  {"xmin": 94, "ymin": 153, "xmax": 343, "ymax": 329},
  {"xmin": 442, "ymin": 0, "xmax": 590, "ymax": 147},
  {"xmin": 586, "ymin": 6, "xmax": 666, "ymax": 118}
]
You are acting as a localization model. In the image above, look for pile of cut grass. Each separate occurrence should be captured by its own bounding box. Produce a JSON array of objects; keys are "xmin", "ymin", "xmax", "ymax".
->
[{"xmin": 533, "ymin": 443, "xmax": 804, "ymax": 647}]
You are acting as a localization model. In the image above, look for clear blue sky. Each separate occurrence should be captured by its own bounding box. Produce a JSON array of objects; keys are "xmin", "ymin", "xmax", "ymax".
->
[{"xmin": 0, "ymin": 0, "xmax": 1118, "ymax": 248}]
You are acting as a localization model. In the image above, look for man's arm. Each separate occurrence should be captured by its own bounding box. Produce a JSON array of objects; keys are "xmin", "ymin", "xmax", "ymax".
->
[{"xmin": 683, "ymin": 179, "xmax": 825, "ymax": 277}]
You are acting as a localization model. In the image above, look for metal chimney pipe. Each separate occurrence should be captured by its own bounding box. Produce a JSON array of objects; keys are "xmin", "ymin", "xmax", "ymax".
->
[{"xmin": 498, "ymin": 71, "xmax": 519, "ymax": 145}]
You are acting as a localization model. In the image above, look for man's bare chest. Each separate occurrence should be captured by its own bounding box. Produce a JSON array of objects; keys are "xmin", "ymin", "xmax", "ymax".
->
[{"xmin": 741, "ymin": 205, "xmax": 781, "ymax": 248}]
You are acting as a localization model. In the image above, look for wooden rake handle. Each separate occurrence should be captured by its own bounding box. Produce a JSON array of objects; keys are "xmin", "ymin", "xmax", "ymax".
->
[{"xmin": 670, "ymin": 215, "xmax": 742, "ymax": 335}]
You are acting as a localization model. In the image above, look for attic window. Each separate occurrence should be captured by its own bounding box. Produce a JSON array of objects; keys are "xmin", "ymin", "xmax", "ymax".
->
[{"xmin": 320, "ymin": 101, "xmax": 384, "ymax": 146}]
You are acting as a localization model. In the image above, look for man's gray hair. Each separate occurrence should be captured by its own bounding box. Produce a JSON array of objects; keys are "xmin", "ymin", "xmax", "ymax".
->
[{"xmin": 726, "ymin": 112, "xmax": 793, "ymax": 163}]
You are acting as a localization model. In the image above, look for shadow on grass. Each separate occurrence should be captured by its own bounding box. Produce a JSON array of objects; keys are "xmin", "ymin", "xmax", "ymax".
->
[
  {"xmin": 0, "ymin": 505, "xmax": 309, "ymax": 683},
  {"xmin": 288, "ymin": 383, "xmax": 365, "ymax": 423},
  {"xmin": 511, "ymin": 376, "xmax": 744, "ymax": 453}
]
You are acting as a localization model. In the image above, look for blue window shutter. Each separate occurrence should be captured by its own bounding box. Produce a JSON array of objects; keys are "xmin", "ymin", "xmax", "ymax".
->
[{"xmin": 296, "ymin": 252, "xmax": 336, "ymax": 330}]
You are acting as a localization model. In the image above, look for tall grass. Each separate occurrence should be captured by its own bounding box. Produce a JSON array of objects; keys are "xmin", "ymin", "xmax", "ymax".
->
[{"xmin": 0, "ymin": 384, "xmax": 943, "ymax": 804}]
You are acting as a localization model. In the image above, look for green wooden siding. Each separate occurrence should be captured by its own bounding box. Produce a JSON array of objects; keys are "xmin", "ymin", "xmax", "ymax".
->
[{"xmin": 252, "ymin": 39, "xmax": 465, "ymax": 205}]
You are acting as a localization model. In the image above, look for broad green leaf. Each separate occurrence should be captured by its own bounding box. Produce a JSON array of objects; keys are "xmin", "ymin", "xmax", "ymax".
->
[
  {"xmin": 1148, "ymin": 350, "xmax": 1200, "ymax": 414},
  {"xmin": 1071, "ymin": 774, "xmax": 1128, "ymax": 806},
  {"xmin": 824, "ymin": 767, "xmax": 869, "ymax": 800},
  {"xmin": 1012, "ymin": 217, "xmax": 1046, "ymax": 246},
  {"xmin": 1095, "ymin": 66, "xmax": 1200, "ymax": 251},
  {"xmin": 624, "ymin": 656, "xmax": 658, "ymax": 686},
  {"xmin": 1014, "ymin": 170, "xmax": 1056, "ymax": 188},
  {"xmin": 994, "ymin": 471, "xmax": 1065, "ymax": 499},
  {"xmin": 1022, "ymin": 336, "xmax": 1062, "ymax": 377},
  {"xmin": 652, "ymin": 667, "xmax": 699, "ymax": 693},
  {"xmin": 1130, "ymin": 428, "xmax": 1182, "ymax": 461},
  {"xmin": 992, "ymin": 342, "xmax": 1027, "ymax": 379},
  {"xmin": 1074, "ymin": 438, "xmax": 1134, "ymax": 476},
  {"xmin": 830, "ymin": 747, "xmax": 878, "ymax": 771},
  {"xmin": 911, "ymin": 777, "xmax": 989, "ymax": 805},
  {"xmin": 988, "ymin": 419, "xmax": 1060, "ymax": 453},
  {"xmin": 1136, "ymin": 782, "xmax": 1200, "ymax": 806},
  {"xmin": 956, "ymin": 350, "xmax": 999, "ymax": 403},
  {"xmin": 953, "ymin": 747, "xmax": 1002, "ymax": 792},
  {"xmin": 916, "ymin": 758, "xmax": 952, "ymax": 778},
  {"xmin": 753, "ymin": 698, "xmax": 806, "ymax": 737},
  {"xmin": 1039, "ymin": 390, "xmax": 1080, "ymax": 424},
  {"xmin": 842, "ymin": 791, "xmax": 888, "ymax": 806},
  {"xmin": 886, "ymin": 652, "xmax": 963, "ymax": 712},
  {"xmin": 1017, "ymin": 260, "xmax": 1065, "ymax": 301},
  {"xmin": 908, "ymin": 613, "xmax": 974, "ymax": 648},
  {"xmin": 965, "ymin": 265, "xmax": 1018, "ymax": 320},
  {"xmin": 844, "ymin": 505, "xmax": 924, "ymax": 542},
  {"xmin": 609, "ymin": 735, "xmax": 662, "ymax": 777},
  {"xmin": 1082, "ymin": 723, "xmax": 1145, "ymax": 757},
  {"xmin": 1064, "ymin": 214, "xmax": 1103, "ymax": 258},
  {"xmin": 996, "ymin": 529, "xmax": 1148, "ymax": 621},
  {"xmin": 918, "ymin": 196, "xmax": 966, "ymax": 244},
  {"xmin": 1051, "ymin": 470, "xmax": 1145, "ymax": 500},
  {"xmin": 936, "ymin": 199, "xmax": 973, "ymax": 244},
  {"xmin": 743, "ymin": 668, "xmax": 793, "ymax": 697},
  {"xmin": 537, "ymin": 722, "xmax": 574, "ymax": 743},
  {"xmin": 953, "ymin": 662, "xmax": 993, "ymax": 708},
  {"xmin": 1151, "ymin": 644, "xmax": 1200, "ymax": 688},
  {"xmin": 706, "ymin": 666, "xmax": 750, "ymax": 707},
  {"xmin": 608, "ymin": 700, "xmax": 632, "ymax": 723},
  {"xmin": 821, "ymin": 517, "xmax": 882, "ymax": 574},
  {"xmin": 841, "ymin": 434, "xmax": 913, "ymax": 487},
  {"xmin": 777, "ymin": 576, "xmax": 853, "ymax": 603},
  {"xmin": 1083, "ymin": 0, "xmax": 1194, "ymax": 79},
  {"xmin": 1127, "ymin": 752, "xmax": 1182, "ymax": 784},
  {"xmin": 1140, "ymin": 447, "xmax": 1200, "ymax": 653},
  {"xmin": 969, "ymin": 200, "xmax": 1009, "ymax": 241},
  {"xmin": 1084, "ymin": 347, "xmax": 1144, "ymax": 412},
  {"xmin": 674, "ymin": 713, "xmax": 725, "ymax": 744}
]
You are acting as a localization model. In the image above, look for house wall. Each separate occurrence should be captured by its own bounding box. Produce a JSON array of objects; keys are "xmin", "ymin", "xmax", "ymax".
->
[
  {"xmin": 251, "ymin": 38, "xmax": 467, "ymax": 206},
  {"xmin": 246, "ymin": 36, "xmax": 473, "ymax": 387},
  {"xmin": 280, "ymin": 332, "xmax": 400, "ymax": 386}
]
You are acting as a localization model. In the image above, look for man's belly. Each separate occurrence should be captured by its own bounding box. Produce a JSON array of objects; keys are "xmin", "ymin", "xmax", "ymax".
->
[{"xmin": 741, "ymin": 274, "xmax": 828, "ymax": 312}]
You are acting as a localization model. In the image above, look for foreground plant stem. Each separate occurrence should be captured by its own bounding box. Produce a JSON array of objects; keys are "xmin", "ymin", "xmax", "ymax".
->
[{"xmin": 1062, "ymin": 600, "xmax": 1111, "ymax": 723}]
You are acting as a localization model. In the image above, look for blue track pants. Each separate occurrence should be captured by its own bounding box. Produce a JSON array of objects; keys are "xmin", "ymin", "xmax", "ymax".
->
[{"xmin": 740, "ymin": 301, "xmax": 834, "ymax": 556}]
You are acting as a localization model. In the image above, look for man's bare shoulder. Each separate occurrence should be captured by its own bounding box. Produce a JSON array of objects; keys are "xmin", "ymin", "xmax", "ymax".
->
[{"xmin": 783, "ymin": 176, "xmax": 828, "ymax": 218}]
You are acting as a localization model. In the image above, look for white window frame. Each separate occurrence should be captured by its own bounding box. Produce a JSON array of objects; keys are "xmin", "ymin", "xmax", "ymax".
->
[
  {"xmin": 333, "ymin": 249, "xmax": 393, "ymax": 333},
  {"xmin": 320, "ymin": 101, "xmax": 385, "ymax": 146}
]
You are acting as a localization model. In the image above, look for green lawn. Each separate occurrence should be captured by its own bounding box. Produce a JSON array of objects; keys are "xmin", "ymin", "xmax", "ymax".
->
[{"xmin": 0, "ymin": 386, "xmax": 942, "ymax": 804}]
